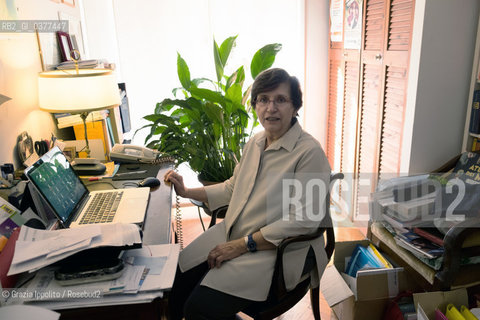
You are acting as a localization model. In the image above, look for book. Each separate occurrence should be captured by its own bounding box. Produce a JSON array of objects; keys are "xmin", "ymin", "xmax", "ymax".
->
[
  {"xmin": 345, "ymin": 244, "xmax": 385, "ymax": 277},
  {"xmin": 108, "ymin": 106, "xmax": 124, "ymax": 144},
  {"xmin": 379, "ymin": 193, "xmax": 436, "ymax": 220},
  {"xmin": 394, "ymin": 232, "xmax": 444, "ymax": 259},
  {"xmin": 452, "ymin": 151, "xmax": 480, "ymax": 184},
  {"xmin": 472, "ymin": 138, "xmax": 480, "ymax": 152},
  {"xmin": 118, "ymin": 83, "xmax": 131, "ymax": 133},
  {"xmin": 56, "ymin": 59, "xmax": 114, "ymax": 70},
  {"xmin": 413, "ymin": 227, "xmax": 444, "ymax": 247},
  {"xmin": 55, "ymin": 110, "xmax": 109, "ymax": 129},
  {"xmin": 0, "ymin": 197, "xmax": 23, "ymax": 238},
  {"xmin": 381, "ymin": 211, "xmax": 409, "ymax": 234},
  {"xmin": 367, "ymin": 244, "xmax": 393, "ymax": 268},
  {"xmin": 470, "ymin": 90, "xmax": 480, "ymax": 134},
  {"xmin": 392, "ymin": 178, "xmax": 437, "ymax": 202}
]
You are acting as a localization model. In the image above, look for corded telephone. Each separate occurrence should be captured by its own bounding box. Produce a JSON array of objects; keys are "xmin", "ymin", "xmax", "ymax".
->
[{"xmin": 110, "ymin": 144, "xmax": 162, "ymax": 163}]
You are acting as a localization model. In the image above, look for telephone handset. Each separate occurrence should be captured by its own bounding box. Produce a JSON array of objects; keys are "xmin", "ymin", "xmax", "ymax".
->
[
  {"xmin": 110, "ymin": 144, "xmax": 175, "ymax": 164},
  {"xmin": 110, "ymin": 144, "xmax": 162, "ymax": 163}
]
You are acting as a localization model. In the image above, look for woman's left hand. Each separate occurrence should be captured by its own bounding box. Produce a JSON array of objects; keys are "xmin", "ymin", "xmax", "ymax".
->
[{"xmin": 207, "ymin": 239, "xmax": 247, "ymax": 269}]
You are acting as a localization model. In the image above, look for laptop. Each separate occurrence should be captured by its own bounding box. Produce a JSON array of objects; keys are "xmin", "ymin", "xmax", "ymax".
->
[{"xmin": 24, "ymin": 146, "xmax": 150, "ymax": 228}]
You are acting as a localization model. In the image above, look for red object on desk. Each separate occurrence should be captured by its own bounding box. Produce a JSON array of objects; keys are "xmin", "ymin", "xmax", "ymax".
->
[{"xmin": 0, "ymin": 227, "xmax": 20, "ymax": 288}]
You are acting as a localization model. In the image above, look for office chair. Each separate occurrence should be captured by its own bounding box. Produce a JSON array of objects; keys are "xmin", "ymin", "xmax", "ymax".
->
[
  {"xmin": 240, "ymin": 173, "xmax": 342, "ymax": 320},
  {"xmin": 190, "ymin": 199, "xmax": 228, "ymax": 230},
  {"xmin": 191, "ymin": 173, "xmax": 342, "ymax": 319}
]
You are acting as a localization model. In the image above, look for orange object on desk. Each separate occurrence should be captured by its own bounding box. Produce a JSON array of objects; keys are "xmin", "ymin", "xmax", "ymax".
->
[{"xmin": 0, "ymin": 228, "xmax": 20, "ymax": 288}]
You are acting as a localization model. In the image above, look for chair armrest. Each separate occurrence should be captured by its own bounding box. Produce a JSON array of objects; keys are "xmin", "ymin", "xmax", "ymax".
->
[
  {"xmin": 272, "ymin": 225, "xmax": 333, "ymax": 300},
  {"xmin": 435, "ymin": 217, "xmax": 480, "ymax": 289}
]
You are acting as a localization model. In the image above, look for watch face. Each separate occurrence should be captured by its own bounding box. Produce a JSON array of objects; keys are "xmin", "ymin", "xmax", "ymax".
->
[{"xmin": 247, "ymin": 235, "xmax": 257, "ymax": 252}]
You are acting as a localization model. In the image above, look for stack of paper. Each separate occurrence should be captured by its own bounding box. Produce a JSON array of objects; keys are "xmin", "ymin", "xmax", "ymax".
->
[
  {"xmin": 8, "ymin": 224, "xmax": 142, "ymax": 276},
  {"xmin": 19, "ymin": 244, "xmax": 180, "ymax": 310}
]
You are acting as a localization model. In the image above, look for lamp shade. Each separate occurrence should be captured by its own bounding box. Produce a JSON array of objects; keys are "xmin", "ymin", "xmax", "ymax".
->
[{"xmin": 38, "ymin": 69, "xmax": 120, "ymax": 113}]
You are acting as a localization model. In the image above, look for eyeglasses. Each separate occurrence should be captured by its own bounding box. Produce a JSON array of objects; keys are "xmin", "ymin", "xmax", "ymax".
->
[{"xmin": 255, "ymin": 95, "xmax": 292, "ymax": 107}]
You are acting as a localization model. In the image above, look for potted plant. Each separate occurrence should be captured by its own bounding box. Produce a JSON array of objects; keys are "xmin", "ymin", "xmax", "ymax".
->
[{"xmin": 137, "ymin": 36, "xmax": 281, "ymax": 182}]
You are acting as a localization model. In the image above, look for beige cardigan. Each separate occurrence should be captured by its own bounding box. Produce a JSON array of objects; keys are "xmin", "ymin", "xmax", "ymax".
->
[{"xmin": 178, "ymin": 122, "xmax": 331, "ymax": 301}]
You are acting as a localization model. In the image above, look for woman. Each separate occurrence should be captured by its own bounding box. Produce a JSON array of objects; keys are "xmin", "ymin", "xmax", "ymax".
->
[{"xmin": 165, "ymin": 68, "xmax": 331, "ymax": 320}]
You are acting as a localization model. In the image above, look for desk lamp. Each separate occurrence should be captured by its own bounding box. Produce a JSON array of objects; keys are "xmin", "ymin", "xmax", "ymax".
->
[{"xmin": 38, "ymin": 68, "xmax": 120, "ymax": 174}]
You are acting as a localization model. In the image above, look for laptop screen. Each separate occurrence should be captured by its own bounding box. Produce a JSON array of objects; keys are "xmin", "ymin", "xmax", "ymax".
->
[{"xmin": 25, "ymin": 147, "xmax": 88, "ymax": 224}]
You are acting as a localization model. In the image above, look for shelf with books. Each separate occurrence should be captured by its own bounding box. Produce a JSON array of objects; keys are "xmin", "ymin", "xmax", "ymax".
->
[{"xmin": 463, "ymin": 15, "xmax": 480, "ymax": 152}]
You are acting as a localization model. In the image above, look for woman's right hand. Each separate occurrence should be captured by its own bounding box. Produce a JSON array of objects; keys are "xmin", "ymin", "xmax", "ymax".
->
[{"xmin": 164, "ymin": 170, "xmax": 188, "ymax": 198}]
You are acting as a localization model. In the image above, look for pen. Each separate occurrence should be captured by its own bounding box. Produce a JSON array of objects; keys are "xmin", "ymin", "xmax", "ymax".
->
[{"xmin": 115, "ymin": 170, "xmax": 147, "ymax": 177}]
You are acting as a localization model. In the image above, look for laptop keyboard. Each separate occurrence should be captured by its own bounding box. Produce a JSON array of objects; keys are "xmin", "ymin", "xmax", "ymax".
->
[{"xmin": 79, "ymin": 191, "xmax": 124, "ymax": 224}]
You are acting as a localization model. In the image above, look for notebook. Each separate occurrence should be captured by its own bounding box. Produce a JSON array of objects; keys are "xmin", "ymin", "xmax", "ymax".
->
[{"xmin": 24, "ymin": 146, "xmax": 150, "ymax": 228}]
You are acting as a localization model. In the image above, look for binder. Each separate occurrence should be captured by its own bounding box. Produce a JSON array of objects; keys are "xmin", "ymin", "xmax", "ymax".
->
[
  {"xmin": 460, "ymin": 306, "xmax": 479, "ymax": 320},
  {"xmin": 446, "ymin": 304, "xmax": 467, "ymax": 320},
  {"xmin": 73, "ymin": 119, "xmax": 111, "ymax": 160}
]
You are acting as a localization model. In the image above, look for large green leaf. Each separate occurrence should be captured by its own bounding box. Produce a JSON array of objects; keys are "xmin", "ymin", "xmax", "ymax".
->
[
  {"xmin": 155, "ymin": 101, "xmax": 175, "ymax": 114},
  {"xmin": 203, "ymin": 101, "xmax": 224, "ymax": 126},
  {"xmin": 250, "ymin": 43, "xmax": 282, "ymax": 79},
  {"xmin": 177, "ymin": 53, "xmax": 191, "ymax": 89},
  {"xmin": 225, "ymin": 66, "xmax": 245, "ymax": 92},
  {"xmin": 219, "ymin": 36, "xmax": 237, "ymax": 67},
  {"xmin": 214, "ymin": 36, "xmax": 237, "ymax": 82},
  {"xmin": 190, "ymin": 87, "xmax": 227, "ymax": 106},
  {"xmin": 226, "ymin": 84, "xmax": 243, "ymax": 106},
  {"xmin": 213, "ymin": 40, "xmax": 223, "ymax": 82}
]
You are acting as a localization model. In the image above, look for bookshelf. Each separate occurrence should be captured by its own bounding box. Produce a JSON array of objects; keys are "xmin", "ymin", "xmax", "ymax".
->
[{"xmin": 462, "ymin": 15, "xmax": 480, "ymax": 152}]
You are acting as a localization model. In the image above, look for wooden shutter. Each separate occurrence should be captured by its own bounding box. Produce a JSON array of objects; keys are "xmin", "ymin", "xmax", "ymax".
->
[
  {"xmin": 326, "ymin": 55, "xmax": 344, "ymax": 169},
  {"xmin": 388, "ymin": 0, "xmax": 414, "ymax": 51},
  {"xmin": 364, "ymin": 0, "xmax": 386, "ymax": 51},
  {"xmin": 378, "ymin": 0, "xmax": 414, "ymax": 179},
  {"xmin": 341, "ymin": 58, "xmax": 360, "ymax": 174},
  {"xmin": 378, "ymin": 66, "xmax": 408, "ymax": 179}
]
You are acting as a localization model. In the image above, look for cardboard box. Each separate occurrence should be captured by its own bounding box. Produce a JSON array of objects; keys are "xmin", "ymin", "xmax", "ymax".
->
[
  {"xmin": 320, "ymin": 240, "xmax": 413, "ymax": 320},
  {"xmin": 414, "ymin": 288, "xmax": 469, "ymax": 320}
]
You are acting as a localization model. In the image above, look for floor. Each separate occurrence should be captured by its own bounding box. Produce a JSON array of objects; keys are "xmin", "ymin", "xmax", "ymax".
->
[{"xmin": 175, "ymin": 206, "xmax": 367, "ymax": 320}]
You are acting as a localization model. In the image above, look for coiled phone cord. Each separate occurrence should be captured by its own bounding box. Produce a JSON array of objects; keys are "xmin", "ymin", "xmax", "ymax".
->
[
  {"xmin": 151, "ymin": 156, "xmax": 183, "ymax": 249},
  {"xmin": 175, "ymin": 190, "xmax": 183, "ymax": 250}
]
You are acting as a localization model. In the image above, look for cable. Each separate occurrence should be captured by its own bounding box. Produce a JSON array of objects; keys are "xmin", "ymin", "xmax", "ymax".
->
[
  {"xmin": 175, "ymin": 189, "xmax": 183, "ymax": 250},
  {"xmin": 150, "ymin": 156, "xmax": 183, "ymax": 249},
  {"xmin": 198, "ymin": 207, "xmax": 206, "ymax": 232}
]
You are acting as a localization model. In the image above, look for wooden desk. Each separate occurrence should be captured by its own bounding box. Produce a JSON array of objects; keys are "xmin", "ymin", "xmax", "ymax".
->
[
  {"xmin": 56, "ymin": 162, "xmax": 174, "ymax": 320},
  {"xmin": 86, "ymin": 162, "xmax": 174, "ymax": 245}
]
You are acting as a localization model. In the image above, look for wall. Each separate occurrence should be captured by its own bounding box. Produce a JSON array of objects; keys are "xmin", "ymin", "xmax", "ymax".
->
[
  {"xmin": 401, "ymin": 0, "xmax": 479, "ymax": 174},
  {"xmin": 82, "ymin": 0, "xmax": 306, "ymax": 146},
  {"xmin": 0, "ymin": 0, "xmax": 82, "ymax": 168},
  {"xmin": 303, "ymin": 0, "xmax": 329, "ymax": 146},
  {"xmin": 81, "ymin": 0, "xmax": 122, "ymax": 81}
]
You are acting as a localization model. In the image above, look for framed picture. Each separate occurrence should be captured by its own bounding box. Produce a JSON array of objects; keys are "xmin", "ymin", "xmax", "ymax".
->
[
  {"xmin": 62, "ymin": 0, "xmax": 75, "ymax": 7},
  {"xmin": 56, "ymin": 31, "xmax": 73, "ymax": 62},
  {"xmin": 58, "ymin": 11, "xmax": 85, "ymax": 59},
  {"xmin": 63, "ymin": 147, "xmax": 76, "ymax": 161}
]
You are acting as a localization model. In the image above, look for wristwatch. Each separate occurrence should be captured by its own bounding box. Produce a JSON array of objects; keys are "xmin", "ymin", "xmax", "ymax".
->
[{"xmin": 245, "ymin": 234, "xmax": 257, "ymax": 253}]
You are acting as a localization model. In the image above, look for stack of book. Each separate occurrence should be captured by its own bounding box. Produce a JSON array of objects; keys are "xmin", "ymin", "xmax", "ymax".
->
[
  {"xmin": 371, "ymin": 177, "xmax": 447, "ymax": 263},
  {"xmin": 56, "ymin": 59, "xmax": 115, "ymax": 70},
  {"xmin": 55, "ymin": 110, "xmax": 109, "ymax": 129},
  {"xmin": 345, "ymin": 243, "xmax": 393, "ymax": 277}
]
